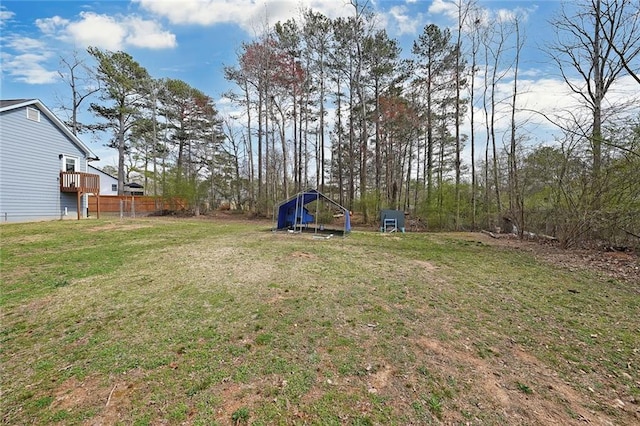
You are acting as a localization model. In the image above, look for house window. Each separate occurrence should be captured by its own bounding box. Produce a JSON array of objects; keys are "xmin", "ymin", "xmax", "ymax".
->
[
  {"xmin": 111, "ymin": 184, "xmax": 117, "ymax": 192},
  {"xmin": 26, "ymin": 107, "xmax": 40, "ymax": 122},
  {"xmin": 64, "ymin": 157, "xmax": 78, "ymax": 172},
  {"xmin": 61, "ymin": 156, "xmax": 78, "ymax": 172}
]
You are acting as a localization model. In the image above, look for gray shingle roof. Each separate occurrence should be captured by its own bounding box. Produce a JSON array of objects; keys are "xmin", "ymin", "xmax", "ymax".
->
[{"xmin": 0, "ymin": 99, "xmax": 33, "ymax": 108}]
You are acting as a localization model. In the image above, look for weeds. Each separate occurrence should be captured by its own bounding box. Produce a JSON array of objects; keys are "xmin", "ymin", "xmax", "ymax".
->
[
  {"xmin": 427, "ymin": 395, "xmax": 443, "ymax": 418},
  {"xmin": 517, "ymin": 382, "xmax": 534, "ymax": 395},
  {"xmin": 231, "ymin": 407, "xmax": 250, "ymax": 425}
]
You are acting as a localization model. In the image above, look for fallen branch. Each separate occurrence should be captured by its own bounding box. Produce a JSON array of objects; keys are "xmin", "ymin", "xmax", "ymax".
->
[
  {"xmin": 106, "ymin": 384, "xmax": 117, "ymax": 407},
  {"xmin": 623, "ymin": 229, "xmax": 640, "ymax": 239},
  {"xmin": 522, "ymin": 231, "xmax": 557, "ymax": 242},
  {"xmin": 481, "ymin": 230, "xmax": 498, "ymax": 239}
]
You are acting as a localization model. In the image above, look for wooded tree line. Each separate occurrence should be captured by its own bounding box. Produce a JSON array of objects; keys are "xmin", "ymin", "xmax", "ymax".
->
[{"xmin": 64, "ymin": 0, "xmax": 638, "ymax": 248}]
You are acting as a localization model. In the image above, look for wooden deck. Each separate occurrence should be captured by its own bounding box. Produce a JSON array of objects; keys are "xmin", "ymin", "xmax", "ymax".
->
[
  {"xmin": 60, "ymin": 172, "xmax": 101, "ymax": 219},
  {"xmin": 60, "ymin": 171, "xmax": 100, "ymax": 194}
]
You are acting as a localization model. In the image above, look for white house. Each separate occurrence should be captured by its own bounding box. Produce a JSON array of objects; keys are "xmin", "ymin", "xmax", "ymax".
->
[
  {"xmin": 88, "ymin": 165, "xmax": 145, "ymax": 196},
  {"xmin": 89, "ymin": 165, "xmax": 118, "ymax": 195}
]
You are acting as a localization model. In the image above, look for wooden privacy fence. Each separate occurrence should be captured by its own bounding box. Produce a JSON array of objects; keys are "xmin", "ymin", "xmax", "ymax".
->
[{"xmin": 88, "ymin": 195, "xmax": 186, "ymax": 217}]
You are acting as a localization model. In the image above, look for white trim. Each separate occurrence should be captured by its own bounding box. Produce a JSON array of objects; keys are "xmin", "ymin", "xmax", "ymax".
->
[{"xmin": 61, "ymin": 154, "xmax": 79, "ymax": 172}]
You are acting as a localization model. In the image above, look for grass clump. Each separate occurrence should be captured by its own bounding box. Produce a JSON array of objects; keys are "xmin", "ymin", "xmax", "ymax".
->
[
  {"xmin": 517, "ymin": 382, "xmax": 534, "ymax": 395},
  {"xmin": 231, "ymin": 406, "xmax": 250, "ymax": 424}
]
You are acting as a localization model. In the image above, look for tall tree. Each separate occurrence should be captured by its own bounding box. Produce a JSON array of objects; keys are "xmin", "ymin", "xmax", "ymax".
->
[
  {"xmin": 274, "ymin": 19, "xmax": 306, "ymax": 198},
  {"xmin": 342, "ymin": 0, "xmax": 377, "ymax": 220},
  {"xmin": 480, "ymin": 13, "xmax": 514, "ymax": 222},
  {"xmin": 331, "ymin": 16, "xmax": 360, "ymax": 208},
  {"xmin": 549, "ymin": 0, "xmax": 638, "ymax": 204},
  {"xmin": 302, "ymin": 10, "xmax": 332, "ymax": 193},
  {"xmin": 453, "ymin": 0, "xmax": 471, "ymax": 230},
  {"xmin": 412, "ymin": 24, "xmax": 457, "ymax": 215},
  {"xmin": 224, "ymin": 63, "xmax": 256, "ymax": 210},
  {"xmin": 363, "ymin": 29, "xmax": 403, "ymax": 211},
  {"xmin": 467, "ymin": 6, "xmax": 483, "ymax": 230},
  {"xmin": 88, "ymin": 47, "xmax": 150, "ymax": 195},
  {"xmin": 237, "ymin": 36, "xmax": 281, "ymax": 209},
  {"xmin": 508, "ymin": 14, "xmax": 525, "ymax": 237}
]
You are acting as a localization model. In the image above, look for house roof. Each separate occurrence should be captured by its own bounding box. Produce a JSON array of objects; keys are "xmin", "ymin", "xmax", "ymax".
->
[
  {"xmin": 88, "ymin": 165, "xmax": 144, "ymax": 188},
  {"xmin": 0, "ymin": 98, "xmax": 99, "ymax": 160},
  {"xmin": 0, "ymin": 99, "xmax": 31, "ymax": 108},
  {"xmin": 88, "ymin": 164, "xmax": 117, "ymax": 180}
]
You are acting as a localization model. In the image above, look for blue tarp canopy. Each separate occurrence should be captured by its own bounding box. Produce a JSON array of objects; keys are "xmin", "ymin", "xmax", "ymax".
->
[{"xmin": 276, "ymin": 189, "xmax": 351, "ymax": 233}]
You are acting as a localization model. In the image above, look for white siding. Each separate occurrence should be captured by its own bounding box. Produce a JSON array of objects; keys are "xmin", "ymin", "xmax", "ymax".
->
[{"xmin": 89, "ymin": 166, "xmax": 118, "ymax": 195}]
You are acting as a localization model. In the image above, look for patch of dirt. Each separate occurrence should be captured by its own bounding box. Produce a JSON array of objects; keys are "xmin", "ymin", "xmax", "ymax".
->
[
  {"xmin": 467, "ymin": 233, "xmax": 640, "ymax": 289},
  {"xmin": 367, "ymin": 364, "xmax": 393, "ymax": 394},
  {"xmin": 51, "ymin": 370, "xmax": 147, "ymax": 426},
  {"xmin": 52, "ymin": 376, "xmax": 102, "ymax": 411},
  {"xmin": 291, "ymin": 251, "xmax": 317, "ymax": 259},
  {"xmin": 177, "ymin": 239, "xmax": 277, "ymax": 288},
  {"xmin": 414, "ymin": 337, "xmax": 613, "ymax": 425},
  {"xmin": 213, "ymin": 378, "xmax": 276, "ymax": 424},
  {"xmin": 413, "ymin": 260, "xmax": 438, "ymax": 272}
]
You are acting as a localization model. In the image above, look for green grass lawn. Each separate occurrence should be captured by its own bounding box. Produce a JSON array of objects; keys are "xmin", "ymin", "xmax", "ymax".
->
[{"xmin": 1, "ymin": 218, "xmax": 638, "ymax": 425}]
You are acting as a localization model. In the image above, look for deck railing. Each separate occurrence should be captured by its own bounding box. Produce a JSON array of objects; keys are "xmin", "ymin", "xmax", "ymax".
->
[{"xmin": 60, "ymin": 172, "xmax": 100, "ymax": 194}]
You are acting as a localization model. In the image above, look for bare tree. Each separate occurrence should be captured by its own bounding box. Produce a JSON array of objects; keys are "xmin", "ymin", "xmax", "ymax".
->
[
  {"xmin": 549, "ymin": 0, "xmax": 638, "ymax": 200},
  {"xmin": 599, "ymin": 0, "xmax": 640, "ymax": 84},
  {"xmin": 453, "ymin": 0, "xmax": 472, "ymax": 230},
  {"xmin": 57, "ymin": 50, "xmax": 100, "ymax": 135},
  {"xmin": 467, "ymin": 6, "xmax": 483, "ymax": 230},
  {"xmin": 481, "ymin": 13, "xmax": 513, "ymax": 224},
  {"xmin": 508, "ymin": 14, "xmax": 525, "ymax": 237}
]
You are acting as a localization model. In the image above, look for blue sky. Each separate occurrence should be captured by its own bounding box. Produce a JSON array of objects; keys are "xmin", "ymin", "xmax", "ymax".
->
[
  {"xmin": 1, "ymin": 0, "xmax": 636, "ymax": 168},
  {"xmin": 1, "ymin": 1, "xmax": 560, "ymax": 96}
]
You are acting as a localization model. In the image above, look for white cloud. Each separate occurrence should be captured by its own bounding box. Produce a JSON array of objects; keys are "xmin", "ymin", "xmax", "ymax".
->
[
  {"xmin": 1, "ymin": 9, "xmax": 176, "ymax": 86},
  {"xmin": 0, "ymin": 7, "xmax": 15, "ymax": 27},
  {"xmin": 6, "ymin": 36, "xmax": 48, "ymax": 51},
  {"xmin": 36, "ymin": 11, "xmax": 176, "ymax": 51},
  {"xmin": 428, "ymin": 0, "xmax": 458, "ymax": 20},
  {"xmin": 429, "ymin": 1, "xmax": 535, "ymax": 32},
  {"xmin": 462, "ymin": 70, "xmax": 639, "ymax": 153},
  {"xmin": 1, "ymin": 35, "xmax": 58, "ymax": 84},
  {"xmin": 35, "ymin": 16, "xmax": 70, "ymax": 34},
  {"xmin": 387, "ymin": 5, "xmax": 421, "ymax": 36},
  {"xmin": 135, "ymin": 0, "xmax": 354, "ymax": 32},
  {"xmin": 125, "ymin": 17, "xmax": 177, "ymax": 49},
  {"xmin": 64, "ymin": 12, "xmax": 128, "ymax": 50},
  {"xmin": 1, "ymin": 51, "xmax": 58, "ymax": 84},
  {"xmin": 495, "ymin": 6, "xmax": 535, "ymax": 24}
]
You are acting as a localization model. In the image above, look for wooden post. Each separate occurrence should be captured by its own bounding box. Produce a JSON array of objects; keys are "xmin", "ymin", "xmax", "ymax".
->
[{"xmin": 77, "ymin": 192, "xmax": 81, "ymax": 220}]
